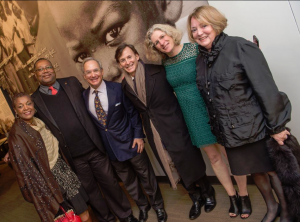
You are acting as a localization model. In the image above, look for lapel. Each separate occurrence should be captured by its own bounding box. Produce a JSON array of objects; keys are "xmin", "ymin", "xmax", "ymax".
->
[
  {"xmin": 32, "ymin": 88, "xmax": 59, "ymax": 129},
  {"xmin": 58, "ymin": 79, "xmax": 78, "ymax": 114},
  {"xmin": 104, "ymin": 81, "xmax": 116, "ymax": 126},
  {"xmin": 145, "ymin": 64, "xmax": 160, "ymax": 106},
  {"xmin": 121, "ymin": 78, "xmax": 137, "ymax": 98},
  {"xmin": 82, "ymin": 86, "xmax": 90, "ymax": 111}
]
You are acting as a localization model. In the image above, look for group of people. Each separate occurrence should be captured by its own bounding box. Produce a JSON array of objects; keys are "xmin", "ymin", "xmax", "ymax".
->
[{"xmin": 6, "ymin": 5, "xmax": 294, "ymax": 222}]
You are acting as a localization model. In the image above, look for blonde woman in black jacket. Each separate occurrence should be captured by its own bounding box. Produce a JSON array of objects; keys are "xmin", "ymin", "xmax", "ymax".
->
[{"xmin": 188, "ymin": 5, "xmax": 292, "ymax": 222}]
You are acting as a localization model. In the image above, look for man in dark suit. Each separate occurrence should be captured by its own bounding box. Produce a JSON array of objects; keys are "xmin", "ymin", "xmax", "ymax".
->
[
  {"xmin": 82, "ymin": 57, "xmax": 167, "ymax": 222},
  {"xmin": 31, "ymin": 58, "xmax": 137, "ymax": 222},
  {"xmin": 115, "ymin": 44, "xmax": 216, "ymax": 220}
]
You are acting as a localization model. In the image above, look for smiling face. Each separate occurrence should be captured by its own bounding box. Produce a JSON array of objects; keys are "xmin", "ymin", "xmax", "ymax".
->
[
  {"xmin": 47, "ymin": 1, "xmax": 157, "ymax": 81},
  {"xmin": 118, "ymin": 47, "xmax": 140, "ymax": 77},
  {"xmin": 150, "ymin": 30, "xmax": 175, "ymax": 56},
  {"xmin": 35, "ymin": 59, "xmax": 56, "ymax": 86},
  {"xmin": 14, "ymin": 96, "xmax": 35, "ymax": 124},
  {"xmin": 83, "ymin": 60, "xmax": 104, "ymax": 89},
  {"xmin": 190, "ymin": 17, "xmax": 217, "ymax": 51}
]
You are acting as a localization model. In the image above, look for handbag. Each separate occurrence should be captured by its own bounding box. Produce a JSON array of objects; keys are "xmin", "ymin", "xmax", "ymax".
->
[{"xmin": 54, "ymin": 206, "xmax": 82, "ymax": 222}]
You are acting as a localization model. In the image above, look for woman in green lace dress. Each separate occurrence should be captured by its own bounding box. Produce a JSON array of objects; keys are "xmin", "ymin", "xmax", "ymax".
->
[{"xmin": 145, "ymin": 24, "xmax": 251, "ymax": 219}]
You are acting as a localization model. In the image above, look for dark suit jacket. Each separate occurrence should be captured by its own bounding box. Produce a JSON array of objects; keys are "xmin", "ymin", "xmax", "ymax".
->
[
  {"xmin": 83, "ymin": 80, "xmax": 144, "ymax": 162},
  {"xmin": 31, "ymin": 77, "xmax": 106, "ymax": 171},
  {"xmin": 122, "ymin": 64, "xmax": 207, "ymax": 188}
]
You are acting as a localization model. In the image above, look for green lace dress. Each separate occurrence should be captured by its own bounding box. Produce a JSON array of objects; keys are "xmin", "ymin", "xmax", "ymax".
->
[{"xmin": 163, "ymin": 43, "xmax": 217, "ymax": 148}]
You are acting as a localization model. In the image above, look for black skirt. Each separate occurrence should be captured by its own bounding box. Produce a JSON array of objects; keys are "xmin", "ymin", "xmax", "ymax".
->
[{"xmin": 225, "ymin": 137, "xmax": 274, "ymax": 175}]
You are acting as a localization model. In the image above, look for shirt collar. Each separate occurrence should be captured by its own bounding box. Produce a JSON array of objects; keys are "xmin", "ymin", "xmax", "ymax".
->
[
  {"xmin": 91, "ymin": 80, "xmax": 106, "ymax": 94},
  {"xmin": 39, "ymin": 81, "xmax": 60, "ymax": 94}
]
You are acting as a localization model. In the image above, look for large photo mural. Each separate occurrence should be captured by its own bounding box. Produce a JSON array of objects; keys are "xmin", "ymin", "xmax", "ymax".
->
[{"xmin": 0, "ymin": 0, "xmax": 208, "ymax": 96}]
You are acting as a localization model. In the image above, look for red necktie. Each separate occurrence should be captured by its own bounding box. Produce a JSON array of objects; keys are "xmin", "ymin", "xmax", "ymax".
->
[{"xmin": 49, "ymin": 86, "xmax": 58, "ymax": 95}]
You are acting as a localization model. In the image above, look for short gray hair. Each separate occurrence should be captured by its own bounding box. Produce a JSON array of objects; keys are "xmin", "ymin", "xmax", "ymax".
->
[{"xmin": 81, "ymin": 57, "xmax": 103, "ymax": 73}]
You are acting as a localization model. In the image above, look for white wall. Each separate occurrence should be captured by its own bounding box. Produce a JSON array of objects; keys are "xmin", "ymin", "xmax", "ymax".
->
[
  {"xmin": 290, "ymin": 0, "xmax": 300, "ymax": 31},
  {"xmin": 208, "ymin": 1, "xmax": 300, "ymax": 138}
]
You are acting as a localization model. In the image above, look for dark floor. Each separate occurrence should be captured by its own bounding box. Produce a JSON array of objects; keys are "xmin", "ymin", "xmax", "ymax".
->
[{"xmin": 0, "ymin": 163, "xmax": 279, "ymax": 222}]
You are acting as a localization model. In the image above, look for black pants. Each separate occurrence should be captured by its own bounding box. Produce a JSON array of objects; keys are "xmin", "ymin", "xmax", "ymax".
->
[
  {"xmin": 73, "ymin": 149, "xmax": 132, "ymax": 222},
  {"xmin": 111, "ymin": 151, "xmax": 164, "ymax": 210}
]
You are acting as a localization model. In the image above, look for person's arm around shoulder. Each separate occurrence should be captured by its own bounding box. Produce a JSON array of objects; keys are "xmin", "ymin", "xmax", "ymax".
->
[{"xmin": 69, "ymin": 76, "xmax": 86, "ymax": 93}]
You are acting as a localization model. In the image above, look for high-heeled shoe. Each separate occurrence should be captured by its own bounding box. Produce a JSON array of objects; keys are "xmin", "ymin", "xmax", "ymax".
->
[
  {"xmin": 229, "ymin": 190, "xmax": 240, "ymax": 218},
  {"xmin": 239, "ymin": 194, "xmax": 252, "ymax": 219},
  {"xmin": 261, "ymin": 203, "xmax": 281, "ymax": 222}
]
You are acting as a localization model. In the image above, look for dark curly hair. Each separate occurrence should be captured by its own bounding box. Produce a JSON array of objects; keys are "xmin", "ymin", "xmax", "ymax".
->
[{"xmin": 12, "ymin": 92, "xmax": 32, "ymax": 108}]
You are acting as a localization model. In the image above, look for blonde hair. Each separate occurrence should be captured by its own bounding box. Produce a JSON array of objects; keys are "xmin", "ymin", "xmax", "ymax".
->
[
  {"xmin": 144, "ymin": 24, "xmax": 183, "ymax": 62},
  {"xmin": 187, "ymin": 6, "xmax": 227, "ymax": 43}
]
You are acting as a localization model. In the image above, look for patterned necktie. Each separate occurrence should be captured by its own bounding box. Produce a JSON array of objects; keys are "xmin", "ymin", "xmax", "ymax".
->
[
  {"xmin": 94, "ymin": 90, "xmax": 107, "ymax": 126},
  {"xmin": 49, "ymin": 86, "xmax": 58, "ymax": 95}
]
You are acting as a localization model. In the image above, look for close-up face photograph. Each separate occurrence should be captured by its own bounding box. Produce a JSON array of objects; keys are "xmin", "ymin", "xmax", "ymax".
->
[
  {"xmin": 0, "ymin": 1, "xmax": 299, "ymax": 222},
  {"xmin": 46, "ymin": 0, "xmax": 186, "ymax": 81}
]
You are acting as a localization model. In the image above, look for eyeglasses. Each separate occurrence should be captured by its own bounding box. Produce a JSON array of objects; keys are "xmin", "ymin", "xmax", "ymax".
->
[
  {"xmin": 35, "ymin": 66, "xmax": 54, "ymax": 73},
  {"xmin": 84, "ymin": 68, "xmax": 101, "ymax": 76}
]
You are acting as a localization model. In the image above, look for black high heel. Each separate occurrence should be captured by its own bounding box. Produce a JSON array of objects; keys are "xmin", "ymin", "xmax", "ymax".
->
[
  {"xmin": 261, "ymin": 203, "xmax": 281, "ymax": 222},
  {"xmin": 229, "ymin": 190, "xmax": 240, "ymax": 218},
  {"xmin": 239, "ymin": 194, "xmax": 252, "ymax": 219}
]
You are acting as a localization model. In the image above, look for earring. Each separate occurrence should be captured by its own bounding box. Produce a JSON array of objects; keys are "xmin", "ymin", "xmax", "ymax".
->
[
  {"xmin": 15, "ymin": 113, "xmax": 19, "ymax": 119},
  {"xmin": 34, "ymin": 108, "xmax": 37, "ymax": 114}
]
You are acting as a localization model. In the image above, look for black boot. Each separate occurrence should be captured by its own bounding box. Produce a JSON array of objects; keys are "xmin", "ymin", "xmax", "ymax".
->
[
  {"xmin": 203, "ymin": 186, "xmax": 216, "ymax": 213},
  {"xmin": 189, "ymin": 190, "xmax": 203, "ymax": 220},
  {"xmin": 139, "ymin": 205, "xmax": 151, "ymax": 222},
  {"xmin": 197, "ymin": 175, "xmax": 216, "ymax": 213},
  {"xmin": 155, "ymin": 208, "xmax": 167, "ymax": 222},
  {"xmin": 121, "ymin": 214, "xmax": 139, "ymax": 222}
]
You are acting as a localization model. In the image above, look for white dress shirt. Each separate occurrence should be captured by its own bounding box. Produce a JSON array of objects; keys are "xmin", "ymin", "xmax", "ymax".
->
[{"xmin": 88, "ymin": 81, "xmax": 109, "ymax": 118}]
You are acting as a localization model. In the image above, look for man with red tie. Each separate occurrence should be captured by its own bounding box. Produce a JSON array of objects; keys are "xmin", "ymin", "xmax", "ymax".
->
[{"xmin": 31, "ymin": 58, "xmax": 138, "ymax": 222}]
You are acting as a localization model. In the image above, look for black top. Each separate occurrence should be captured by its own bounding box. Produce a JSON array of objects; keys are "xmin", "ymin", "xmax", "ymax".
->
[{"xmin": 40, "ymin": 87, "xmax": 96, "ymax": 157}]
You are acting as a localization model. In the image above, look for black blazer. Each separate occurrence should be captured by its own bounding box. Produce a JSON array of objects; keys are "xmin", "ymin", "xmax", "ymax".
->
[
  {"xmin": 83, "ymin": 81, "xmax": 144, "ymax": 161},
  {"xmin": 31, "ymin": 77, "xmax": 106, "ymax": 171},
  {"xmin": 122, "ymin": 64, "xmax": 207, "ymax": 188}
]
